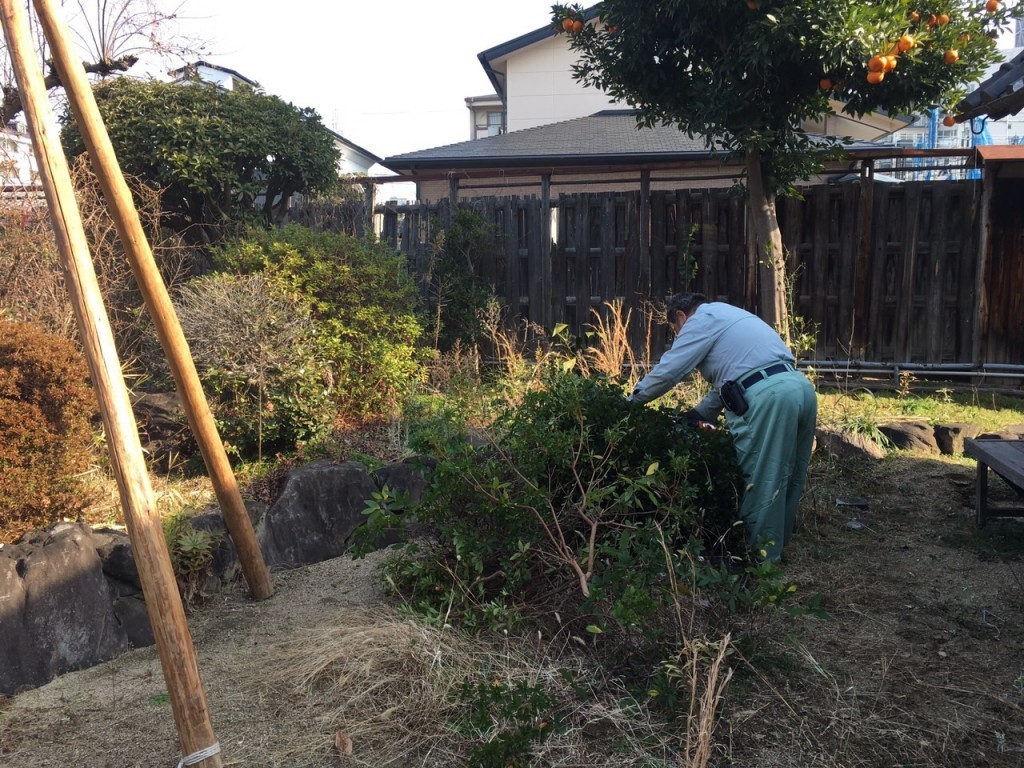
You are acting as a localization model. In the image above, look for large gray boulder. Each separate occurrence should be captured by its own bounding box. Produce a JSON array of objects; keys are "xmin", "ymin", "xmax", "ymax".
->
[
  {"xmin": 934, "ymin": 422, "xmax": 983, "ymax": 456},
  {"xmin": 0, "ymin": 523, "xmax": 128, "ymax": 696},
  {"xmin": 814, "ymin": 427, "xmax": 887, "ymax": 461},
  {"xmin": 0, "ymin": 458, "xmax": 436, "ymax": 696},
  {"xmin": 258, "ymin": 460, "xmax": 378, "ymax": 568},
  {"xmin": 878, "ymin": 420, "xmax": 940, "ymax": 454}
]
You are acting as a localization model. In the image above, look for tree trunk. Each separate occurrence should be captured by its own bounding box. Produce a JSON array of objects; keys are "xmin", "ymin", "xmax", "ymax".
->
[{"xmin": 745, "ymin": 147, "xmax": 790, "ymax": 345}]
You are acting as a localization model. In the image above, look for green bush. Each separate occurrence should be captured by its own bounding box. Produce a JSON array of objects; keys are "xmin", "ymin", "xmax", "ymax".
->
[
  {"xmin": 170, "ymin": 272, "xmax": 335, "ymax": 461},
  {"xmin": 423, "ymin": 209, "xmax": 495, "ymax": 351},
  {"xmin": 373, "ymin": 371, "xmax": 769, "ymax": 636},
  {"xmin": 214, "ymin": 225, "xmax": 424, "ymax": 421},
  {"xmin": 0, "ymin": 321, "xmax": 96, "ymax": 543}
]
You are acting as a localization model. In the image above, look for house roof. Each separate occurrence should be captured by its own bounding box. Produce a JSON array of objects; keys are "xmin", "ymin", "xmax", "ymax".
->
[
  {"xmin": 168, "ymin": 60, "xmax": 262, "ymax": 90},
  {"xmin": 324, "ymin": 128, "xmax": 383, "ymax": 167},
  {"xmin": 956, "ymin": 47, "xmax": 1024, "ymax": 121},
  {"xmin": 381, "ymin": 110, "xmax": 884, "ymax": 175}
]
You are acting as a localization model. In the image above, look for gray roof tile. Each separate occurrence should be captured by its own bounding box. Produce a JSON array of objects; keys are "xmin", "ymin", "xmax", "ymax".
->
[
  {"xmin": 383, "ymin": 111, "xmax": 721, "ymax": 171},
  {"xmin": 957, "ymin": 47, "xmax": 1024, "ymax": 121}
]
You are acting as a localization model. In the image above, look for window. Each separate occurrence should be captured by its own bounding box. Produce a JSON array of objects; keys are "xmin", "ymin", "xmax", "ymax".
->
[{"xmin": 486, "ymin": 111, "xmax": 503, "ymax": 137}]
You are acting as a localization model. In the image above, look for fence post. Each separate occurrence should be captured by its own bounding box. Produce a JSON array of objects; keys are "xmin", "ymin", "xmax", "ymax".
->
[{"xmin": 852, "ymin": 164, "xmax": 875, "ymax": 359}]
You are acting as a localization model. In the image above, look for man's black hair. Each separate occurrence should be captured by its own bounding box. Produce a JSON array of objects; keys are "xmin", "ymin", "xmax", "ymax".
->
[{"xmin": 667, "ymin": 292, "xmax": 707, "ymax": 320}]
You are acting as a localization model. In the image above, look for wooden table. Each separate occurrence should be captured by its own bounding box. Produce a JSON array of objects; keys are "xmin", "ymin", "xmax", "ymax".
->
[{"xmin": 963, "ymin": 438, "xmax": 1024, "ymax": 526}]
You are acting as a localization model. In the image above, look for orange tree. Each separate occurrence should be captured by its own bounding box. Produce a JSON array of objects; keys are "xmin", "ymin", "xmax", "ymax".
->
[{"xmin": 552, "ymin": 0, "xmax": 1020, "ymax": 337}]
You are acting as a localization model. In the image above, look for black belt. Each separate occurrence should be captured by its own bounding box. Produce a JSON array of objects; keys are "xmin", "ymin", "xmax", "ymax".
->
[{"xmin": 739, "ymin": 362, "xmax": 796, "ymax": 390}]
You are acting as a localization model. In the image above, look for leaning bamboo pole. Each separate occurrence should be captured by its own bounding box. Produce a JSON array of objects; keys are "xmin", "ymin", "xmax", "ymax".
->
[
  {"xmin": 0, "ymin": 3, "xmax": 223, "ymax": 766},
  {"xmin": 32, "ymin": 0, "xmax": 273, "ymax": 602}
]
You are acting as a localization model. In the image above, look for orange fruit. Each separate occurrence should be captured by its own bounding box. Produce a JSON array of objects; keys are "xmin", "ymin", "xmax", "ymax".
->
[
  {"xmin": 561, "ymin": 17, "xmax": 574, "ymax": 31},
  {"xmin": 867, "ymin": 70, "xmax": 885, "ymax": 84},
  {"xmin": 959, "ymin": 32, "xmax": 970, "ymax": 42},
  {"xmin": 938, "ymin": 12, "xmax": 950, "ymax": 24},
  {"xmin": 943, "ymin": 115, "xmax": 957, "ymax": 126},
  {"xmin": 884, "ymin": 56, "xmax": 898, "ymax": 72},
  {"xmin": 898, "ymin": 34, "xmax": 916, "ymax": 52},
  {"xmin": 572, "ymin": 19, "xmax": 583, "ymax": 32},
  {"xmin": 868, "ymin": 55, "xmax": 886, "ymax": 72},
  {"xmin": 910, "ymin": 10, "xmax": 921, "ymax": 21},
  {"xmin": 928, "ymin": 13, "xmax": 938, "ymax": 25},
  {"xmin": 746, "ymin": 0, "xmax": 759, "ymax": 9},
  {"xmin": 944, "ymin": 48, "xmax": 959, "ymax": 63},
  {"xmin": 819, "ymin": 77, "xmax": 833, "ymax": 90},
  {"xmin": 985, "ymin": 0, "xmax": 999, "ymax": 10}
]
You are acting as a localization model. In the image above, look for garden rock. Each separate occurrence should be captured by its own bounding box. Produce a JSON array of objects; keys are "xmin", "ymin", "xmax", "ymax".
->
[
  {"xmin": 0, "ymin": 459, "xmax": 433, "ymax": 696},
  {"xmin": 258, "ymin": 460, "xmax": 378, "ymax": 568},
  {"xmin": 814, "ymin": 427, "xmax": 886, "ymax": 461},
  {"xmin": 111, "ymin": 595, "xmax": 155, "ymax": 648},
  {"xmin": 878, "ymin": 421, "xmax": 939, "ymax": 454},
  {"xmin": 91, "ymin": 527, "xmax": 141, "ymax": 589},
  {"xmin": 977, "ymin": 423, "xmax": 1024, "ymax": 441},
  {"xmin": 933, "ymin": 423, "xmax": 982, "ymax": 455},
  {"xmin": 0, "ymin": 523, "xmax": 127, "ymax": 696}
]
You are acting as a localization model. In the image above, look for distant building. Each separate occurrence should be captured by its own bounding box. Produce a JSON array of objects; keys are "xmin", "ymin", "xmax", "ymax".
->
[
  {"xmin": 169, "ymin": 60, "xmax": 261, "ymax": 92},
  {"xmin": 0, "ymin": 119, "xmax": 38, "ymax": 189}
]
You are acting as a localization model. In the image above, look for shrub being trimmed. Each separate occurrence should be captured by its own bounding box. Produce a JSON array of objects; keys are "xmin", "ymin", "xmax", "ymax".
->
[
  {"xmin": 0, "ymin": 321, "xmax": 96, "ymax": 543},
  {"xmin": 364, "ymin": 372, "xmax": 796, "ymax": 644}
]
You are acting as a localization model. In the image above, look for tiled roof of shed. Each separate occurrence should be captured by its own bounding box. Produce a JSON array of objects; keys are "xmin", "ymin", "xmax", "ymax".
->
[{"xmin": 957, "ymin": 47, "xmax": 1024, "ymax": 121}]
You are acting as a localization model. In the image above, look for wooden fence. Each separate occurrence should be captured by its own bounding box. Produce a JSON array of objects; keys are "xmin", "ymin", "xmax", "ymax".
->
[{"xmin": 375, "ymin": 179, "xmax": 1011, "ymax": 368}]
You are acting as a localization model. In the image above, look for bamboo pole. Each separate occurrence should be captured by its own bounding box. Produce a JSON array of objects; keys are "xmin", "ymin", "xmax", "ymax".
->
[
  {"xmin": 0, "ymin": 3, "xmax": 223, "ymax": 766},
  {"xmin": 31, "ymin": 0, "xmax": 273, "ymax": 602}
]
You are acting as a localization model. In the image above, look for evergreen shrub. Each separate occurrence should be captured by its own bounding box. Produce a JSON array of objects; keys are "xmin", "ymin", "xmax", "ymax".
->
[
  {"xmin": 214, "ymin": 225, "xmax": 424, "ymax": 421},
  {"xmin": 368, "ymin": 371, "xmax": 776, "ymax": 647}
]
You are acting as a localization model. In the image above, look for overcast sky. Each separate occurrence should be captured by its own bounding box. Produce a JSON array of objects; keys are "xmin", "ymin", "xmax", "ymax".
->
[{"xmin": 165, "ymin": 0, "xmax": 560, "ymax": 163}]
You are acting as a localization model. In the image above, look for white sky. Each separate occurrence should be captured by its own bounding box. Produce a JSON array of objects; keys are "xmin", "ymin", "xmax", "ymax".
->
[{"xmin": 165, "ymin": 0, "xmax": 561, "ymax": 163}]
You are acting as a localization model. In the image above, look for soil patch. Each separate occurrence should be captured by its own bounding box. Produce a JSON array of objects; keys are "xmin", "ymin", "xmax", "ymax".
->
[{"xmin": 2, "ymin": 451, "xmax": 1023, "ymax": 767}]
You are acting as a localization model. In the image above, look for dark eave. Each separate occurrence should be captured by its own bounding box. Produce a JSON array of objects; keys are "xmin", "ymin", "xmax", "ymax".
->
[{"xmin": 956, "ymin": 47, "xmax": 1024, "ymax": 122}]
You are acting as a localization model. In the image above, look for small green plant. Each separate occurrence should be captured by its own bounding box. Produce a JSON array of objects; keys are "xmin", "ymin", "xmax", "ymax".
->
[
  {"xmin": 147, "ymin": 692, "xmax": 170, "ymax": 707},
  {"xmin": 162, "ymin": 509, "xmax": 221, "ymax": 605},
  {"xmin": 840, "ymin": 413, "xmax": 892, "ymax": 449},
  {"xmin": 454, "ymin": 675, "xmax": 559, "ymax": 767},
  {"xmin": 896, "ymin": 369, "xmax": 916, "ymax": 400},
  {"xmin": 348, "ymin": 484, "xmax": 411, "ymax": 557},
  {"xmin": 782, "ymin": 263, "xmax": 818, "ymax": 360}
]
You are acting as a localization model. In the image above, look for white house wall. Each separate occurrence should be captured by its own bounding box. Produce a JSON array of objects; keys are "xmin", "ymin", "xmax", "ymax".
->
[{"xmin": 504, "ymin": 36, "xmax": 619, "ymax": 133}]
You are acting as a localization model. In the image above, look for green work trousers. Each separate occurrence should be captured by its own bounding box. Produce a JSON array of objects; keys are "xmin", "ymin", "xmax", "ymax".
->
[{"xmin": 725, "ymin": 371, "xmax": 817, "ymax": 562}]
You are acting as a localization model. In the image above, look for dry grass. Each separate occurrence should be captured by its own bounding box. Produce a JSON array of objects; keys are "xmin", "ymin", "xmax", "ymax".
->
[{"xmin": 246, "ymin": 606, "xmax": 734, "ymax": 767}]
